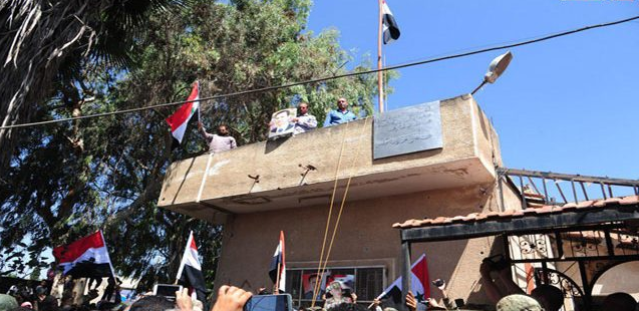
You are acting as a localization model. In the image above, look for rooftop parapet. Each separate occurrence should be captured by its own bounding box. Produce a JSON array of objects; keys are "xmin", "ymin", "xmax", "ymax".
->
[{"xmin": 158, "ymin": 94, "xmax": 500, "ymax": 224}]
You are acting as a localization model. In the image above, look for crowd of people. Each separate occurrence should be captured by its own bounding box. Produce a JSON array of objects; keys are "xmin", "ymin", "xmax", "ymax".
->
[
  {"xmin": 2, "ymin": 263, "xmax": 639, "ymax": 311},
  {"xmin": 0, "ymin": 280, "xmax": 415, "ymax": 311},
  {"xmin": 197, "ymin": 98, "xmax": 358, "ymax": 154}
]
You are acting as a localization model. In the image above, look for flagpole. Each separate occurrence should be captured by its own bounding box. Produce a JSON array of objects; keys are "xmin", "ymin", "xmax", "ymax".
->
[
  {"xmin": 377, "ymin": 0, "xmax": 384, "ymax": 114},
  {"xmin": 176, "ymin": 231, "xmax": 193, "ymax": 284},
  {"xmin": 274, "ymin": 259, "xmax": 281, "ymax": 294}
]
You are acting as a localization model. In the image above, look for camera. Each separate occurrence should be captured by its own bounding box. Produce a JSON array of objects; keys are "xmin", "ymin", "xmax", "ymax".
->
[{"xmin": 152, "ymin": 284, "xmax": 183, "ymax": 300}]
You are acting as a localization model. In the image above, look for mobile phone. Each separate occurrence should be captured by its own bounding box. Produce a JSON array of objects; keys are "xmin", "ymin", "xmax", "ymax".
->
[
  {"xmin": 153, "ymin": 284, "xmax": 183, "ymax": 299},
  {"xmin": 243, "ymin": 294, "xmax": 293, "ymax": 311}
]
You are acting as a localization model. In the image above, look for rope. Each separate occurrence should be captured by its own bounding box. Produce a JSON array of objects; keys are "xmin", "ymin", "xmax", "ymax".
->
[
  {"xmin": 311, "ymin": 122, "xmax": 351, "ymax": 307},
  {"xmin": 312, "ymin": 117, "xmax": 371, "ymax": 306}
]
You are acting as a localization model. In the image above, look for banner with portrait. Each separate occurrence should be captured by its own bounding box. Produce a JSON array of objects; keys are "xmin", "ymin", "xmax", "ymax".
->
[{"xmin": 268, "ymin": 108, "xmax": 297, "ymax": 140}]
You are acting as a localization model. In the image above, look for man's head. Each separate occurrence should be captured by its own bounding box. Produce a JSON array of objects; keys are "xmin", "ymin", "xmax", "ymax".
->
[
  {"xmin": 328, "ymin": 282, "xmax": 342, "ymax": 297},
  {"xmin": 299, "ymin": 103, "xmax": 309, "ymax": 115},
  {"xmin": 307, "ymin": 274, "xmax": 319, "ymax": 291},
  {"xmin": 217, "ymin": 124, "xmax": 229, "ymax": 136},
  {"xmin": 35, "ymin": 286, "xmax": 47, "ymax": 298},
  {"xmin": 496, "ymin": 294, "xmax": 543, "ymax": 311},
  {"xmin": 530, "ymin": 285, "xmax": 563, "ymax": 311},
  {"xmin": 337, "ymin": 98, "xmax": 348, "ymax": 111},
  {"xmin": 129, "ymin": 295, "xmax": 174, "ymax": 311},
  {"xmin": 602, "ymin": 292, "xmax": 636, "ymax": 311},
  {"xmin": 0, "ymin": 294, "xmax": 18, "ymax": 311}
]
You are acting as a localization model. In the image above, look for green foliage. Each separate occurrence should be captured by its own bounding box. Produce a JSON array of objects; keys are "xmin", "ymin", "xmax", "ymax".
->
[
  {"xmin": 0, "ymin": 0, "xmax": 396, "ymax": 292},
  {"xmin": 127, "ymin": 0, "xmax": 395, "ymax": 144}
]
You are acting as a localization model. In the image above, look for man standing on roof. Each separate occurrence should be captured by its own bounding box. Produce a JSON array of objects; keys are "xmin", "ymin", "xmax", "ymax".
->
[
  {"xmin": 323, "ymin": 97, "xmax": 357, "ymax": 127},
  {"xmin": 198, "ymin": 122, "xmax": 237, "ymax": 153},
  {"xmin": 293, "ymin": 102, "xmax": 317, "ymax": 135}
]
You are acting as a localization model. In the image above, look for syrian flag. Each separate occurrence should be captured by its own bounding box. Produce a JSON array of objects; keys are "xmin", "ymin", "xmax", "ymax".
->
[
  {"xmin": 52, "ymin": 231, "xmax": 116, "ymax": 279},
  {"xmin": 176, "ymin": 231, "xmax": 208, "ymax": 304},
  {"xmin": 376, "ymin": 254, "xmax": 430, "ymax": 306},
  {"xmin": 166, "ymin": 81, "xmax": 200, "ymax": 148},
  {"xmin": 381, "ymin": 0, "xmax": 401, "ymax": 44},
  {"xmin": 268, "ymin": 231, "xmax": 286, "ymax": 293}
]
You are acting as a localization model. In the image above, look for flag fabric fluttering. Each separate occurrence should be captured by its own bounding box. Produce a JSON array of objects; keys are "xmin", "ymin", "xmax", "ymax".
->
[
  {"xmin": 166, "ymin": 81, "xmax": 200, "ymax": 148},
  {"xmin": 176, "ymin": 231, "xmax": 208, "ymax": 304},
  {"xmin": 381, "ymin": 0, "xmax": 401, "ymax": 44},
  {"xmin": 52, "ymin": 231, "xmax": 116, "ymax": 278},
  {"xmin": 268, "ymin": 231, "xmax": 286, "ymax": 293},
  {"xmin": 376, "ymin": 254, "xmax": 430, "ymax": 305}
]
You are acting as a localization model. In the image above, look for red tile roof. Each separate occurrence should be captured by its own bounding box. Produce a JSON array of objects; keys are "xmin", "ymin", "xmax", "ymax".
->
[{"xmin": 392, "ymin": 195, "xmax": 639, "ymax": 229}]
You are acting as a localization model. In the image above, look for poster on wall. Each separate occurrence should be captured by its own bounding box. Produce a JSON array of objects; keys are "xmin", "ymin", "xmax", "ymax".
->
[
  {"xmin": 302, "ymin": 272, "xmax": 327, "ymax": 301},
  {"xmin": 301, "ymin": 271, "xmax": 355, "ymax": 301},
  {"xmin": 268, "ymin": 108, "xmax": 297, "ymax": 140}
]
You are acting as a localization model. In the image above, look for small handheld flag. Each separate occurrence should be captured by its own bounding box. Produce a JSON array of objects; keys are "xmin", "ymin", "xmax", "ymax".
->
[
  {"xmin": 268, "ymin": 231, "xmax": 286, "ymax": 293},
  {"xmin": 166, "ymin": 82, "xmax": 200, "ymax": 148},
  {"xmin": 382, "ymin": 0, "xmax": 401, "ymax": 44},
  {"xmin": 176, "ymin": 231, "xmax": 208, "ymax": 304}
]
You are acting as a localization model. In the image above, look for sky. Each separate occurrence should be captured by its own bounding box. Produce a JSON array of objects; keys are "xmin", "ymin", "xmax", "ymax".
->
[{"xmin": 306, "ymin": 0, "xmax": 639, "ymax": 180}]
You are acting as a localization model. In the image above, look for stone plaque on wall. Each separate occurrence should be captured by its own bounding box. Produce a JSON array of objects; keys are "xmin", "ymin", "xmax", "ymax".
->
[{"xmin": 373, "ymin": 101, "xmax": 443, "ymax": 160}]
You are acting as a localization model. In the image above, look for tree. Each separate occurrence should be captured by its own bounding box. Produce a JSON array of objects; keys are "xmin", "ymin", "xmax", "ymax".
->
[
  {"xmin": 0, "ymin": 0, "xmax": 396, "ymax": 291},
  {"xmin": 0, "ymin": 0, "xmax": 187, "ymax": 175}
]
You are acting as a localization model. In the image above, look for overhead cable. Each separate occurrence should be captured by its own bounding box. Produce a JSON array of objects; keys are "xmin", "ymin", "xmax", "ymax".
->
[{"xmin": 2, "ymin": 14, "xmax": 638, "ymax": 130}]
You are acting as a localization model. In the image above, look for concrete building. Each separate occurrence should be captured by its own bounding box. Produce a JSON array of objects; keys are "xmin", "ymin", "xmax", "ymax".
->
[{"xmin": 158, "ymin": 94, "xmax": 524, "ymax": 307}]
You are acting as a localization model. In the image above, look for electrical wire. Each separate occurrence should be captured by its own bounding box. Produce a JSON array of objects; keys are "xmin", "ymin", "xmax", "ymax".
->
[{"xmin": 2, "ymin": 14, "xmax": 638, "ymax": 131}]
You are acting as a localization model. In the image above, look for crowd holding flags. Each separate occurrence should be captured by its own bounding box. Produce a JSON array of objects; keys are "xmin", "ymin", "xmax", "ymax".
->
[
  {"xmin": 166, "ymin": 81, "xmax": 201, "ymax": 149},
  {"xmin": 50, "ymin": 2, "xmax": 405, "ymax": 303}
]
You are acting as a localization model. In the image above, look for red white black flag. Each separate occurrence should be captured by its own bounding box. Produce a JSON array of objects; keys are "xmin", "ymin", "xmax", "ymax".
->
[
  {"xmin": 176, "ymin": 231, "xmax": 208, "ymax": 304},
  {"xmin": 166, "ymin": 82, "xmax": 200, "ymax": 148},
  {"xmin": 376, "ymin": 254, "xmax": 430, "ymax": 303},
  {"xmin": 382, "ymin": 0, "xmax": 401, "ymax": 44},
  {"xmin": 52, "ymin": 231, "xmax": 116, "ymax": 278},
  {"xmin": 268, "ymin": 231, "xmax": 286, "ymax": 293}
]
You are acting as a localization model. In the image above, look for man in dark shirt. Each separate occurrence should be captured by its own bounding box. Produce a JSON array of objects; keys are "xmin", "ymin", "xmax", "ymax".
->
[{"xmin": 36, "ymin": 286, "xmax": 58, "ymax": 311}]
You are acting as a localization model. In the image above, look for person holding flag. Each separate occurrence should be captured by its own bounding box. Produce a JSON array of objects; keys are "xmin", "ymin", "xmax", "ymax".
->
[
  {"xmin": 371, "ymin": 254, "xmax": 429, "ymax": 310},
  {"xmin": 176, "ymin": 231, "xmax": 209, "ymax": 306},
  {"xmin": 197, "ymin": 122, "xmax": 237, "ymax": 154}
]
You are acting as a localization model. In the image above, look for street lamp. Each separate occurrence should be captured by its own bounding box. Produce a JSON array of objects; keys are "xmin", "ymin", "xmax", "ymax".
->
[{"xmin": 471, "ymin": 51, "xmax": 513, "ymax": 95}]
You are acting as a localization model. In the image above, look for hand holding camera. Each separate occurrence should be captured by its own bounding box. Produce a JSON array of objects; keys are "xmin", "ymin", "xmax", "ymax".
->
[{"xmin": 215, "ymin": 286, "xmax": 252, "ymax": 311}]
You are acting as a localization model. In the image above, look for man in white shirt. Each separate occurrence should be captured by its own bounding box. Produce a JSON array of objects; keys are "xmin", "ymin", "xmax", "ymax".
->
[
  {"xmin": 198, "ymin": 122, "xmax": 237, "ymax": 153},
  {"xmin": 292, "ymin": 102, "xmax": 317, "ymax": 135}
]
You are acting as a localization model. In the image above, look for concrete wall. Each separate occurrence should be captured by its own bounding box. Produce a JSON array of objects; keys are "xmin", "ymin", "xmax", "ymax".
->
[
  {"xmin": 213, "ymin": 182, "xmax": 518, "ymax": 306},
  {"xmin": 158, "ymin": 95, "xmax": 498, "ymax": 223}
]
